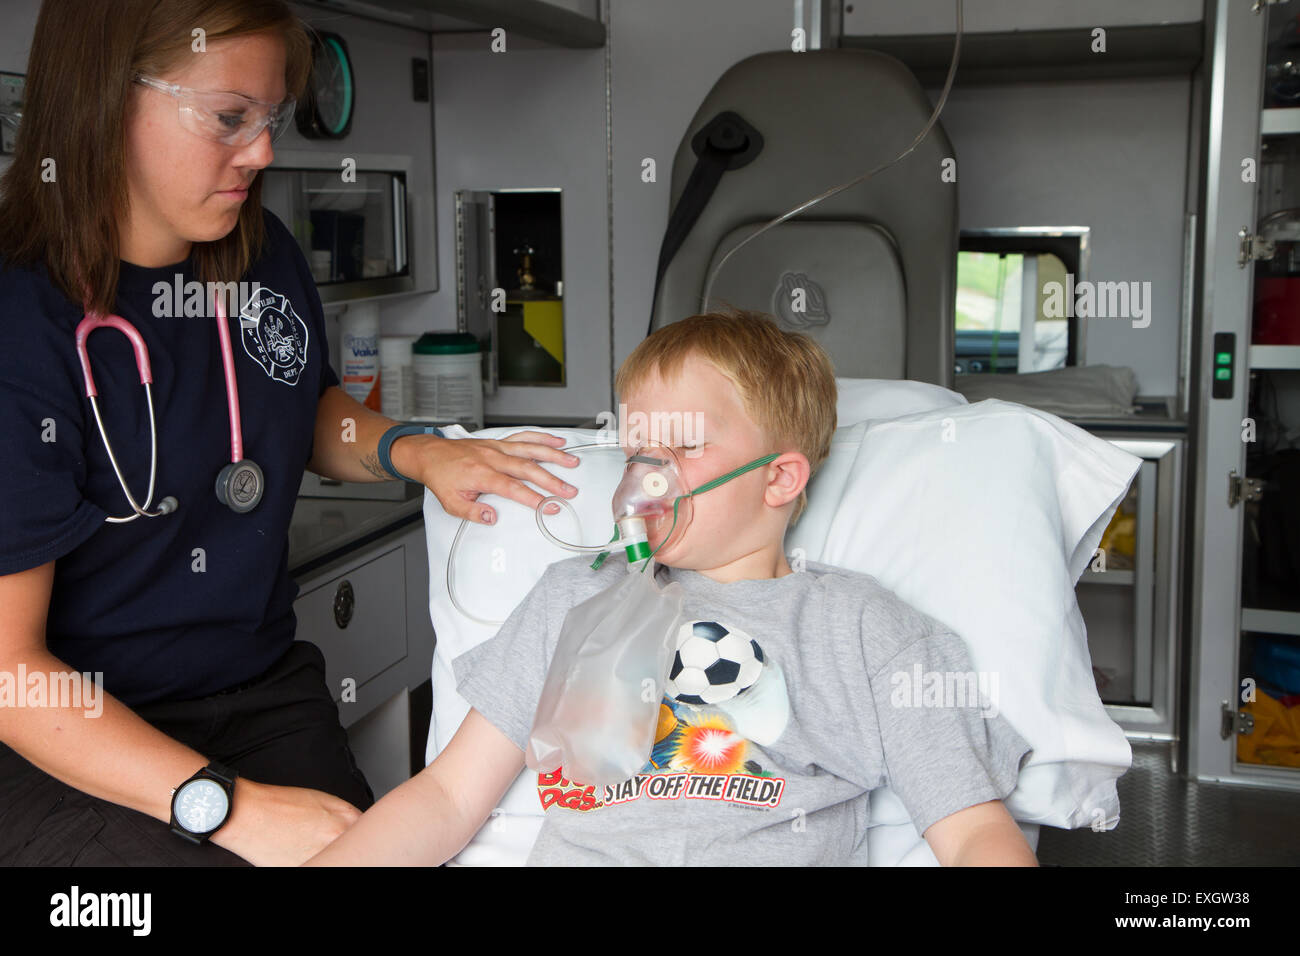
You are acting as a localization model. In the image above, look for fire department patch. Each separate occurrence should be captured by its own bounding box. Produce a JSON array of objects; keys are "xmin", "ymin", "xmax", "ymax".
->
[{"xmin": 238, "ymin": 287, "xmax": 309, "ymax": 386}]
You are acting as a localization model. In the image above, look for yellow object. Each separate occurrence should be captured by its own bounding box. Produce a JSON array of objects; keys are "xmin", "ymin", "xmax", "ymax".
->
[
  {"xmin": 1237, "ymin": 687, "xmax": 1300, "ymax": 768},
  {"xmin": 1098, "ymin": 511, "xmax": 1136, "ymax": 559},
  {"xmin": 519, "ymin": 299, "xmax": 565, "ymax": 368},
  {"xmin": 655, "ymin": 702, "xmax": 677, "ymax": 743}
]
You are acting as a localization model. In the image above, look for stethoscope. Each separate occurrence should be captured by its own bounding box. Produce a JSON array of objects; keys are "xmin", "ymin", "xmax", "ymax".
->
[{"xmin": 75, "ymin": 293, "xmax": 265, "ymax": 522}]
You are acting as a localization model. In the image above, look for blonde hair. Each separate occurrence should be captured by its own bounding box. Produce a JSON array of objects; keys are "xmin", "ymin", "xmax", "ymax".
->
[{"xmin": 614, "ymin": 309, "xmax": 837, "ymax": 525}]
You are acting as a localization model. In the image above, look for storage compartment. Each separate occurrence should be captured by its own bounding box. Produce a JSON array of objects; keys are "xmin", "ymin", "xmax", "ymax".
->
[
  {"xmin": 261, "ymin": 150, "xmax": 413, "ymax": 304},
  {"xmin": 293, "ymin": 545, "xmax": 408, "ymax": 701},
  {"xmin": 1076, "ymin": 437, "xmax": 1183, "ymax": 735}
]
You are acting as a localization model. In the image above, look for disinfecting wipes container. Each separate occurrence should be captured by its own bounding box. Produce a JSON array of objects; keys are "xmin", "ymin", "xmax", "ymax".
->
[{"xmin": 413, "ymin": 332, "xmax": 483, "ymax": 430}]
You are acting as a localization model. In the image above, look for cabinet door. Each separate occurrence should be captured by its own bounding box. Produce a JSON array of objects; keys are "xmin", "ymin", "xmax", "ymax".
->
[
  {"xmin": 1187, "ymin": 0, "xmax": 1265, "ymax": 780},
  {"xmin": 1078, "ymin": 438, "xmax": 1182, "ymax": 738},
  {"xmin": 294, "ymin": 545, "xmax": 408, "ymax": 704}
]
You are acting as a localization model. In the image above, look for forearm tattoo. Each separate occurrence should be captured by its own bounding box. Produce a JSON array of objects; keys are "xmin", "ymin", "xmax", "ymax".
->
[{"xmin": 361, "ymin": 452, "xmax": 397, "ymax": 481}]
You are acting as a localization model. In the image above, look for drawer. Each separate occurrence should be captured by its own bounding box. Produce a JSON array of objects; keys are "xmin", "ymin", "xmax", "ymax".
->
[{"xmin": 294, "ymin": 545, "xmax": 408, "ymax": 701}]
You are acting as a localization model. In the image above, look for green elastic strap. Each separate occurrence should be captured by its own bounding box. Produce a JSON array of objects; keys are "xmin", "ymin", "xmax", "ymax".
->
[
  {"xmin": 589, "ymin": 528, "xmax": 621, "ymax": 571},
  {"xmin": 590, "ymin": 452, "xmax": 780, "ymax": 573}
]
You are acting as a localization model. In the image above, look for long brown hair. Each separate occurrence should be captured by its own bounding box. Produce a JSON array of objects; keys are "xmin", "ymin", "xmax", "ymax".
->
[{"xmin": 0, "ymin": 0, "xmax": 312, "ymax": 314}]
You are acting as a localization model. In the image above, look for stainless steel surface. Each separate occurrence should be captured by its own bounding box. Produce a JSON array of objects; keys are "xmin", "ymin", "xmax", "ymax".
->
[
  {"xmin": 1037, "ymin": 740, "xmax": 1300, "ymax": 865},
  {"xmin": 288, "ymin": 494, "xmax": 424, "ymax": 575},
  {"xmin": 1060, "ymin": 399, "xmax": 1186, "ymax": 431},
  {"xmin": 299, "ymin": 468, "xmax": 424, "ymax": 501}
]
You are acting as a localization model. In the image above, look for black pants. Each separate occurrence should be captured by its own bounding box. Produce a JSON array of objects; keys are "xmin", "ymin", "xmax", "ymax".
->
[{"xmin": 0, "ymin": 640, "xmax": 375, "ymax": 866}]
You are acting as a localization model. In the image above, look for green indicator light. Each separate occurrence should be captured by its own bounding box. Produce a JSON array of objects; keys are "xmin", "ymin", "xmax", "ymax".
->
[
  {"xmin": 1216, "ymin": 368, "xmax": 1231, "ymax": 380},
  {"xmin": 1216, "ymin": 352, "xmax": 1231, "ymax": 365}
]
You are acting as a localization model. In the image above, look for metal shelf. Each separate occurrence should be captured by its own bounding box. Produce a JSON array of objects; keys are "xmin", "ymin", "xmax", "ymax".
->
[
  {"xmin": 1079, "ymin": 568, "xmax": 1136, "ymax": 586},
  {"xmin": 1249, "ymin": 344, "xmax": 1300, "ymax": 369},
  {"xmin": 1242, "ymin": 607, "xmax": 1300, "ymax": 637},
  {"xmin": 1262, "ymin": 108, "xmax": 1300, "ymax": 137}
]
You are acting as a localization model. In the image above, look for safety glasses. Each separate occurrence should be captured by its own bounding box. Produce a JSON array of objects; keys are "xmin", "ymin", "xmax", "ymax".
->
[{"xmin": 134, "ymin": 74, "xmax": 296, "ymax": 146}]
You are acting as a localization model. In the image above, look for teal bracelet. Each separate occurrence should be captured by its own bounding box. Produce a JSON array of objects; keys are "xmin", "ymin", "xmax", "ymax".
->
[{"xmin": 377, "ymin": 423, "xmax": 444, "ymax": 482}]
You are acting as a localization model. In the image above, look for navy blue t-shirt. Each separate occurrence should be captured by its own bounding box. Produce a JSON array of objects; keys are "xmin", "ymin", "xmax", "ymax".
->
[{"xmin": 0, "ymin": 209, "xmax": 341, "ymax": 706}]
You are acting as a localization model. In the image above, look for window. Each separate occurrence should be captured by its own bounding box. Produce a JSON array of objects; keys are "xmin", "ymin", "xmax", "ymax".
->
[{"xmin": 955, "ymin": 229, "xmax": 1088, "ymax": 375}]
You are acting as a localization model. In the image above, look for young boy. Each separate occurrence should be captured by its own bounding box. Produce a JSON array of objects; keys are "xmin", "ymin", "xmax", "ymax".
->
[{"xmin": 307, "ymin": 310, "xmax": 1037, "ymax": 866}]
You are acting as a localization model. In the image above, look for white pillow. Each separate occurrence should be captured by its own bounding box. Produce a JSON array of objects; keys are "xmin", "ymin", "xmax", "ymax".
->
[
  {"xmin": 786, "ymin": 399, "xmax": 1138, "ymax": 836},
  {"xmin": 835, "ymin": 376, "xmax": 967, "ymax": 422},
  {"xmin": 423, "ymin": 384, "xmax": 1137, "ymax": 864}
]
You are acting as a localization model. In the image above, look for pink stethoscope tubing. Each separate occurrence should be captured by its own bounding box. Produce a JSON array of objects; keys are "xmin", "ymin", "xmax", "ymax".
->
[{"xmin": 75, "ymin": 294, "xmax": 246, "ymax": 522}]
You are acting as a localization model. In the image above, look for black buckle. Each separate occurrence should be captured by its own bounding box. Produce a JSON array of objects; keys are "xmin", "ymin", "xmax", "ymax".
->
[{"xmin": 690, "ymin": 111, "xmax": 764, "ymax": 170}]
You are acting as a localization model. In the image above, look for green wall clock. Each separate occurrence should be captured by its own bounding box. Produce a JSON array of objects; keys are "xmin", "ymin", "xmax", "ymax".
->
[{"xmin": 296, "ymin": 31, "xmax": 355, "ymax": 140}]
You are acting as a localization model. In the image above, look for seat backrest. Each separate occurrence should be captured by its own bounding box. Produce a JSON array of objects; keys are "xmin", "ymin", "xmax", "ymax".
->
[{"xmin": 650, "ymin": 49, "xmax": 957, "ymax": 387}]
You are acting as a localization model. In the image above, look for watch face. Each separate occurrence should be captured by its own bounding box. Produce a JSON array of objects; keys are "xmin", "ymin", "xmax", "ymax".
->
[{"xmin": 175, "ymin": 778, "xmax": 229, "ymax": 834}]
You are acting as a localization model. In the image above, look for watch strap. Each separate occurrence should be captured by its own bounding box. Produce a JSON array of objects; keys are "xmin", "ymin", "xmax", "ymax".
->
[
  {"xmin": 202, "ymin": 760, "xmax": 238, "ymax": 787},
  {"xmin": 377, "ymin": 423, "xmax": 444, "ymax": 482}
]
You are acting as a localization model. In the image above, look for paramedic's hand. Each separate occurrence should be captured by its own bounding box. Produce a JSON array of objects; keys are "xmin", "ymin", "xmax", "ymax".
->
[
  {"xmin": 393, "ymin": 430, "xmax": 580, "ymax": 525},
  {"xmin": 212, "ymin": 779, "xmax": 362, "ymax": 867}
]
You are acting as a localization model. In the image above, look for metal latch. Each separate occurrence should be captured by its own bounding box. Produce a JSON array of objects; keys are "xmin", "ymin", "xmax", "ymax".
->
[
  {"xmin": 333, "ymin": 579, "xmax": 355, "ymax": 629},
  {"xmin": 1228, "ymin": 469, "xmax": 1265, "ymax": 507},
  {"xmin": 1238, "ymin": 228, "xmax": 1276, "ymax": 267},
  {"xmin": 1221, "ymin": 701, "xmax": 1255, "ymax": 739}
]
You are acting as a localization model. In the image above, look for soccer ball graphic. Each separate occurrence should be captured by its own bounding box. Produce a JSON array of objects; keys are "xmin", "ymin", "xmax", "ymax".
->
[{"xmin": 666, "ymin": 620, "xmax": 765, "ymax": 706}]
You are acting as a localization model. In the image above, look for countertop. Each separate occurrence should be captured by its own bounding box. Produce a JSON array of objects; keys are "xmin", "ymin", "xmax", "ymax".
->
[
  {"xmin": 1059, "ymin": 396, "xmax": 1188, "ymax": 433},
  {"xmin": 288, "ymin": 493, "xmax": 425, "ymax": 579}
]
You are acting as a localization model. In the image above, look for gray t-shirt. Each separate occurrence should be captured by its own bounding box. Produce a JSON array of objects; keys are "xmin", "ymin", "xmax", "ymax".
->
[{"xmin": 452, "ymin": 554, "xmax": 1031, "ymax": 865}]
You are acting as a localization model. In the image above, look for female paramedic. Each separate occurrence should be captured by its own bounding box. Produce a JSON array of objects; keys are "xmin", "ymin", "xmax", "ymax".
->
[{"xmin": 0, "ymin": 0, "xmax": 579, "ymax": 866}]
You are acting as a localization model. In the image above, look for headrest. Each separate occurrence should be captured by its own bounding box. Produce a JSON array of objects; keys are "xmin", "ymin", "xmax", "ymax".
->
[{"xmin": 652, "ymin": 49, "xmax": 957, "ymax": 386}]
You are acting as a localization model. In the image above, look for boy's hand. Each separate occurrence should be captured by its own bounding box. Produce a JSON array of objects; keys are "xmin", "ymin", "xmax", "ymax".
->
[
  {"xmin": 923, "ymin": 799, "xmax": 1039, "ymax": 866},
  {"xmin": 303, "ymin": 708, "xmax": 525, "ymax": 866},
  {"xmin": 211, "ymin": 778, "xmax": 362, "ymax": 866}
]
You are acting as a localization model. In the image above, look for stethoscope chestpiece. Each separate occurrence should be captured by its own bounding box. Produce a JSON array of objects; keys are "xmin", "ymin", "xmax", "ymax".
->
[{"xmin": 215, "ymin": 459, "xmax": 265, "ymax": 514}]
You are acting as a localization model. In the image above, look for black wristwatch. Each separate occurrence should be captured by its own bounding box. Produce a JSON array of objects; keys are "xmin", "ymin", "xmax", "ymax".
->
[{"xmin": 169, "ymin": 761, "xmax": 238, "ymax": 844}]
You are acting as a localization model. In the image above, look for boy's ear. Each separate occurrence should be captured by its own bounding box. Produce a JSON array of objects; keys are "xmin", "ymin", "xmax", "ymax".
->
[{"xmin": 764, "ymin": 451, "xmax": 810, "ymax": 509}]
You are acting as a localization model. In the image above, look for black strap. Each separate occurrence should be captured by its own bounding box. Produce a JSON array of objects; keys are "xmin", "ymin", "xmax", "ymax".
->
[
  {"xmin": 204, "ymin": 761, "xmax": 238, "ymax": 786},
  {"xmin": 647, "ymin": 111, "xmax": 764, "ymax": 338}
]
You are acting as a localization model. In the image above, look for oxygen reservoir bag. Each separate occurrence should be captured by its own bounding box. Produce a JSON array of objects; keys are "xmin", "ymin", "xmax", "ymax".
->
[{"xmin": 525, "ymin": 560, "xmax": 684, "ymax": 790}]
